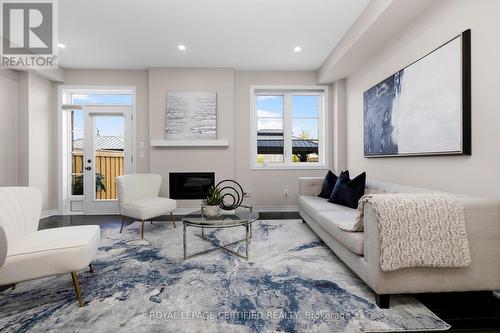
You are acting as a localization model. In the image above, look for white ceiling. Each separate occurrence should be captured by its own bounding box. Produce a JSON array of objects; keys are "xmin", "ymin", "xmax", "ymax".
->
[{"xmin": 59, "ymin": 0, "xmax": 369, "ymax": 70}]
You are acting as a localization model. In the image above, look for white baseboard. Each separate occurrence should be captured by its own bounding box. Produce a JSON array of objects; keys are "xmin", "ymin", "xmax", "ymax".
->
[
  {"xmin": 252, "ymin": 205, "xmax": 299, "ymax": 213},
  {"xmin": 53, "ymin": 206, "xmax": 299, "ymax": 217},
  {"xmin": 84, "ymin": 212, "xmax": 120, "ymax": 215},
  {"xmin": 174, "ymin": 208, "xmax": 200, "ymax": 215},
  {"xmin": 40, "ymin": 209, "xmax": 59, "ymax": 219},
  {"xmin": 173, "ymin": 206, "xmax": 298, "ymax": 214}
]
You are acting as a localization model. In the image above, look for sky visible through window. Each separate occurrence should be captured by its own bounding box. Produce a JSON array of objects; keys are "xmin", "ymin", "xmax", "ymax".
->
[
  {"xmin": 71, "ymin": 94, "xmax": 132, "ymax": 140},
  {"xmin": 71, "ymin": 94, "xmax": 133, "ymax": 105},
  {"xmin": 257, "ymin": 95, "xmax": 319, "ymax": 139}
]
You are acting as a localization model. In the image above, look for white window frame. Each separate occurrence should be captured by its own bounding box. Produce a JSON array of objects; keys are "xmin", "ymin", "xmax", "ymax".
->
[
  {"xmin": 250, "ymin": 85, "xmax": 329, "ymax": 170},
  {"xmin": 58, "ymin": 86, "xmax": 137, "ymax": 215}
]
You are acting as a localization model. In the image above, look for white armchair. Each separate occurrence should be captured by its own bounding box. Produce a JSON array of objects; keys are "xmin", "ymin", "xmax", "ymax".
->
[
  {"xmin": 0, "ymin": 187, "xmax": 100, "ymax": 307},
  {"xmin": 116, "ymin": 174, "xmax": 177, "ymax": 239}
]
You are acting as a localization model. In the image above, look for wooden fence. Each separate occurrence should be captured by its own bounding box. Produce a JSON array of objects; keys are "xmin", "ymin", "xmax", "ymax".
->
[{"xmin": 73, "ymin": 151, "xmax": 124, "ymax": 200}]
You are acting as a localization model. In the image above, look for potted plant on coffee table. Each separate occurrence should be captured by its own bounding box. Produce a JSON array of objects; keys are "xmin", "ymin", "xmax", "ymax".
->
[{"xmin": 202, "ymin": 185, "xmax": 223, "ymax": 217}]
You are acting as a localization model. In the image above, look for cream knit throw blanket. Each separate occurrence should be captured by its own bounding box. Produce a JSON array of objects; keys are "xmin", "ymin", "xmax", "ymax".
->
[{"xmin": 339, "ymin": 193, "xmax": 471, "ymax": 272}]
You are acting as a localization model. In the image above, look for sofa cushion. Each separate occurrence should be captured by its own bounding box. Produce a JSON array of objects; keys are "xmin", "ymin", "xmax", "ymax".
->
[
  {"xmin": 299, "ymin": 195, "xmax": 346, "ymax": 220},
  {"xmin": 318, "ymin": 170, "xmax": 338, "ymax": 199},
  {"xmin": 329, "ymin": 171, "xmax": 366, "ymax": 209},
  {"xmin": 316, "ymin": 210, "xmax": 364, "ymax": 255},
  {"xmin": 8, "ymin": 226, "xmax": 100, "ymax": 257},
  {"xmin": 0, "ymin": 225, "xmax": 101, "ymax": 285},
  {"xmin": 122, "ymin": 197, "xmax": 177, "ymax": 221}
]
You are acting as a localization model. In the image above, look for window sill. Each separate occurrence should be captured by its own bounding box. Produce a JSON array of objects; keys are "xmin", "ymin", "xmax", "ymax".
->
[{"xmin": 251, "ymin": 164, "xmax": 329, "ymax": 170}]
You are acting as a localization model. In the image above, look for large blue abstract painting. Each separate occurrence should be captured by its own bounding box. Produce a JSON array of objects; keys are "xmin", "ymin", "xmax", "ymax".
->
[{"xmin": 363, "ymin": 31, "xmax": 471, "ymax": 157}]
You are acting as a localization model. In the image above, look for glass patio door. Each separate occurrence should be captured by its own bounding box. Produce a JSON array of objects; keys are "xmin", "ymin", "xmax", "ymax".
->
[{"xmin": 83, "ymin": 106, "xmax": 132, "ymax": 214}]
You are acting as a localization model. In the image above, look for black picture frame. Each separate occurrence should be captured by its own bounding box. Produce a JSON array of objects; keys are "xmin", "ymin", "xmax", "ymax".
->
[{"xmin": 363, "ymin": 29, "xmax": 471, "ymax": 157}]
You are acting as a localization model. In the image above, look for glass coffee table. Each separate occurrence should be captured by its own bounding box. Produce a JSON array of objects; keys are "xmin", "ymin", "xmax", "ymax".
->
[{"xmin": 182, "ymin": 207, "xmax": 259, "ymax": 261}]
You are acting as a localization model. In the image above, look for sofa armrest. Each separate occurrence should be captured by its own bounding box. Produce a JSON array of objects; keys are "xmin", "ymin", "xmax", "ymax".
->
[
  {"xmin": 362, "ymin": 197, "xmax": 500, "ymax": 292},
  {"xmin": 362, "ymin": 204, "xmax": 381, "ymax": 266},
  {"xmin": 364, "ymin": 198, "xmax": 500, "ymax": 262},
  {"xmin": 299, "ymin": 177, "xmax": 324, "ymax": 196},
  {"xmin": 460, "ymin": 197, "xmax": 500, "ymax": 278}
]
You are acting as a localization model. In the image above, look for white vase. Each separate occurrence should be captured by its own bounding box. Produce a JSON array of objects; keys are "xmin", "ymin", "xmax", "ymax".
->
[{"xmin": 204, "ymin": 205, "xmax": 220, "ymax": 217}]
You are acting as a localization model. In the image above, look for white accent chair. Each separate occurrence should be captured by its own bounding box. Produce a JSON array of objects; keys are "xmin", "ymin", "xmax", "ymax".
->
[
  {"xmin": 116, "ymin": 174, "xmax": 177, "ymax": 239},
  {"xmin": 0, "ymin": 187, "xmax": 100, "ymax": 307}
]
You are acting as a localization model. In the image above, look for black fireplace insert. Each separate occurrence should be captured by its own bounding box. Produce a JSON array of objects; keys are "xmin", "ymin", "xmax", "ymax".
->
[{"xmin": 169, "ymin": 172, "xmax": 215, "ymax": 199}]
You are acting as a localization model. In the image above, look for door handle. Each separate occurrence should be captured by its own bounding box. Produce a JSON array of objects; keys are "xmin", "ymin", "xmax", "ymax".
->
[{"xmin": 85, "ymin": 166, "xmax": 92, "ymax": 171}]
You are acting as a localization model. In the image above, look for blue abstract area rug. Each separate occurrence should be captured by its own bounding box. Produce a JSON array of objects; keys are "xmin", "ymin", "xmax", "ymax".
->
[{"xmin": 0, "ymin": 220, "xmax": 449, "ymax": 332}]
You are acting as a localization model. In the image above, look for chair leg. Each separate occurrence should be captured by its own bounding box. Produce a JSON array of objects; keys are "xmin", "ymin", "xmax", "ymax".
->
[
  {"xmin": 170, "ymin": 212, "xmax": 177, "ymax": 228},
  {"xmin": 120, "ymin": 216, "xmax": 125, "ymax": 233},
  {"xmin": 141, "ymin": 220, "xmax": 145, "ymax": 239},
  {"xmin": 89, "ymin": 263, "xmax": 94, "ymax": 273},
  {"xmin": 11, "ymin": 283, "xmax": 16, "ymax": 290},
  {"xmin": 71, "ymin": 272, "xmax": 84, "ymax": 307}
]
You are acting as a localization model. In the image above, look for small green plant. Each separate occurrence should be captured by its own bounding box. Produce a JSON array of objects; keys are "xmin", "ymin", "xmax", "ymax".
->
[
  {"xmin": 202, "ymin": 185, "xmax": 223, "ymax": 206},
  {"xmin": 95, "ymin": 173, "xmax": 106, "ymax": 192},
  {"xmin": 72, "ymin": 173, "xmax": 107, "ymax": 195}
]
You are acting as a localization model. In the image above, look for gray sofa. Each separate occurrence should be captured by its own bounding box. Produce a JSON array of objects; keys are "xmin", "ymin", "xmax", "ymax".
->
[{"xmin": 298, "ymin": 177, "xmax": 500, "ymax": 308}]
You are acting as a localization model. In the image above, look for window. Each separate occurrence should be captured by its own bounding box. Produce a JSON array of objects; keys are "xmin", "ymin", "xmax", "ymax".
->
[
  {"xmin": 70, "ymin": 93, "xmax": 133, "ymax": 105},
  {"xmin": 251, "ymin": 86, "xmax": 328, "ymax": 169},
  {"xmin": 256, "ymin": 95, "xmax": 284, "ymax": 163}
]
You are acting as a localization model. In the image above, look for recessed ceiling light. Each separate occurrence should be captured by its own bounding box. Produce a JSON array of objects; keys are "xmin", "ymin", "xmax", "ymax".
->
[
  {"xmin": 57, "ymin": 43, "xmax": 66, "ymax": 49},
  {"xmin": 294, "ymin": 46, "xmax": 302, "ymax": 53},
  {"xmin": 178, "ymin": 44, "xmax": 186, "ymax": 51}
]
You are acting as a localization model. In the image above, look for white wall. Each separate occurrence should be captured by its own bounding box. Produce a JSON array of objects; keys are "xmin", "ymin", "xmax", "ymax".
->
[
  {"xmin": 332, "ymin": 79, "xmax": 347, "ymax": 172},
  {"xmin": 17, "ymin": 72, "xmax": 29, "ymax": 187},
  {"xmin": 28, "ymin": 73, "xmax": 58, "ymax": 211},
  {"xmin": 148, "ymin": 68, "xmax": 235, "ymax": 208},
  {"xmin": 345, "ymin": 0, "xmax": 500, "ymax": 199},
  {"xmin": 60, "ymin": 68, "xmax": 325, "ymax": 211},
  {"xmin": 0, "ymin": 70, "xmax": 18, "ymax": 186},
  {"xmin": 5, "ymin": 71, "xmax": 59, "ymax": 211},
  {"xmin": 234, "ymin": 71, "xmax": 329, "ymax": 208}
]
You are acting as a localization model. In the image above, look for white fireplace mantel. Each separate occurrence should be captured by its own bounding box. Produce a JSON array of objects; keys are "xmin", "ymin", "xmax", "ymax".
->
[{"xmin": 150, "ymin": 139, "xmax": 229, "ymax": 147}]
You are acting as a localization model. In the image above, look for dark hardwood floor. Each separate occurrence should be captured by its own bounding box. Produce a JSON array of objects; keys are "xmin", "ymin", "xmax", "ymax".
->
[
  {"xmin": 20, "ymin": 214, "xmax": 500, "ymax": 332},
  {"xmin": 416, "ymin": 291, "xmax": 500, "ymax": 332}
]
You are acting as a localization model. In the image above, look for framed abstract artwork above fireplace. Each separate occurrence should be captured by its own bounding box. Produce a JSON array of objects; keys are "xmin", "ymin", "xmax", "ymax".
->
[
  {"xmin": 363, "ymin": 30, "xmax": 471, "ymax": 157},
  {"xmin": 165, "ymin": 92, "xmax": 217, "ymax": 141}
]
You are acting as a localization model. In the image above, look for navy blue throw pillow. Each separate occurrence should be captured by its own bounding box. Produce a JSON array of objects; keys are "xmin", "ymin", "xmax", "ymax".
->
[
  {"xmin": 328, "ymin": 171, "xmax": 366, "ymax": 209},
  {"xmin": 318, "ymin": 170, "xmax": 338, "ymax": 199}
]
